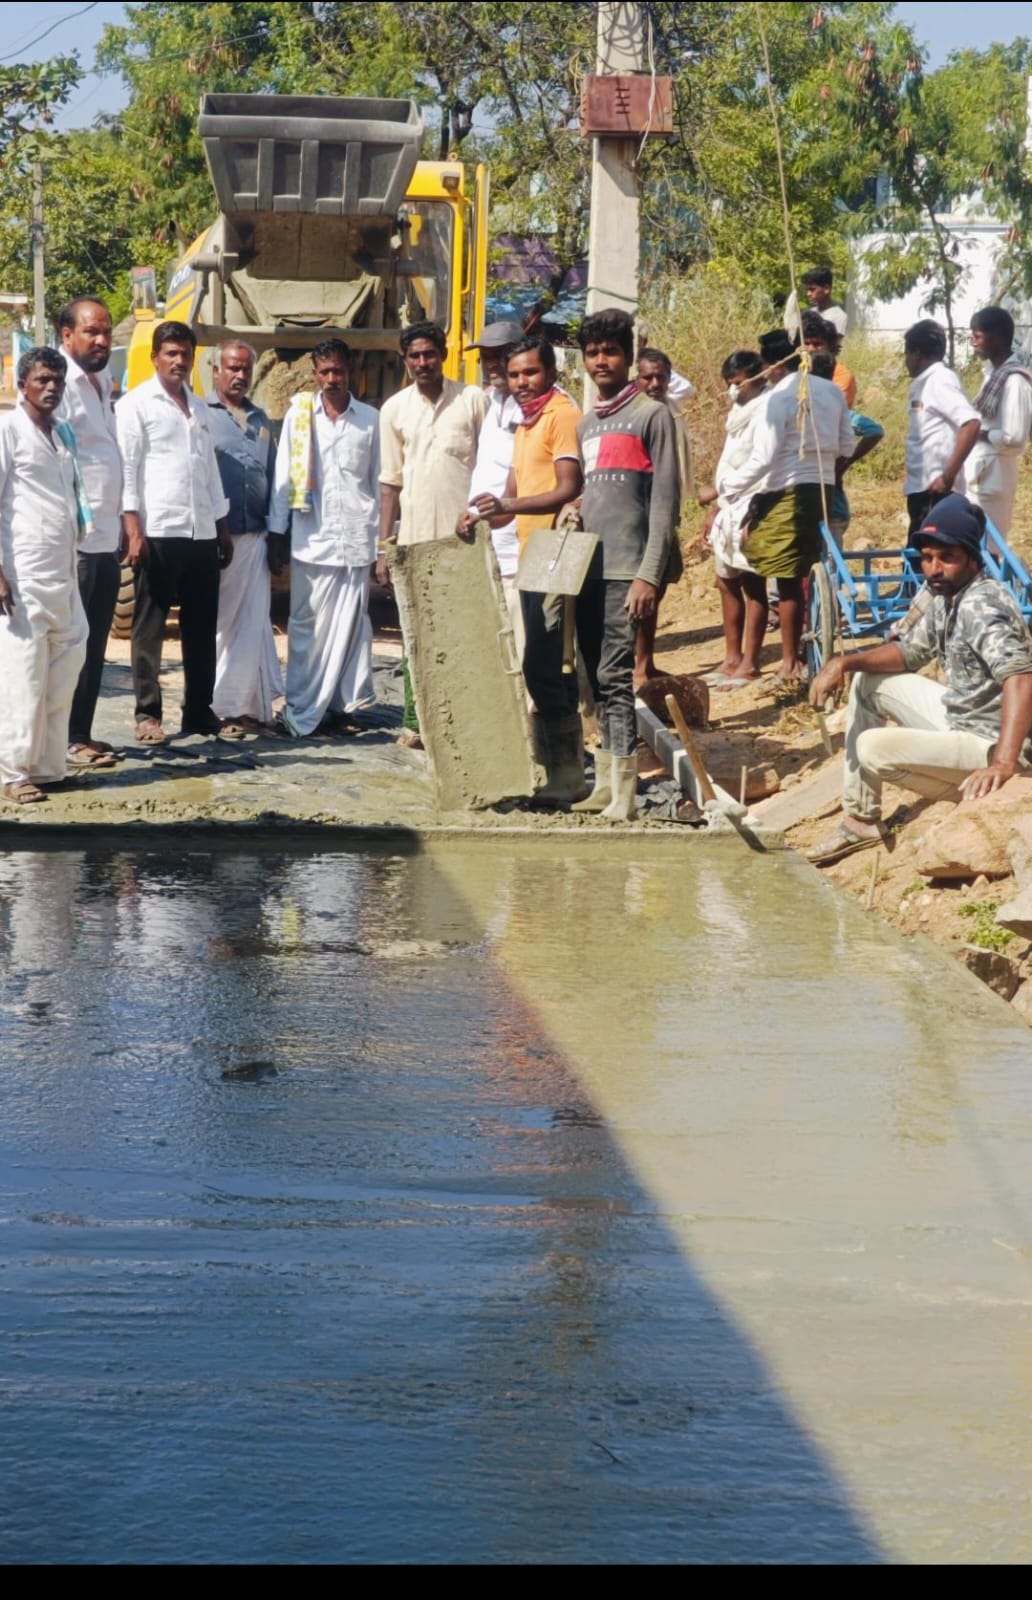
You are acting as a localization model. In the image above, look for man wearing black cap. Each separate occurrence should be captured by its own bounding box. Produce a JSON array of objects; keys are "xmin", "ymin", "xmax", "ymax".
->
[
  {"xmin": 462, "ymin": 320, "xmax": 524, "ymax": 645},
  {"xmin": 807, "ymin": 495, "xmax": 1032, "ymax": 865}
]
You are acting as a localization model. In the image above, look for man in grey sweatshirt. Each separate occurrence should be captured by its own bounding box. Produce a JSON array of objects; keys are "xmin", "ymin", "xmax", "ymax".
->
[{"xmin": 570, "ymin": 308, "xmax": 681, "ymax": 820}]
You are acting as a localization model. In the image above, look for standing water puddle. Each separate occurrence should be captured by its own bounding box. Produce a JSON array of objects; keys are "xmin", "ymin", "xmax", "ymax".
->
[{"xmin": 0, "ymin": 840, "xmax": 1029, "ymax": 1563}]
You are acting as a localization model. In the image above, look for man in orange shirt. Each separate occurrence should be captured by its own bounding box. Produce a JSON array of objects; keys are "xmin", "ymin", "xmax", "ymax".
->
[
  {"xmin": 466, "ymin": 337, "xmax": 583, "ymax": 801},
  {"xmin": 802, "ymin": 312, "xmax": 856, "ymax": 407}
]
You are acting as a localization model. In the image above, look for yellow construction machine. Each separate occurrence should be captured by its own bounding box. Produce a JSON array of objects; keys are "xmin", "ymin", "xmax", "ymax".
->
[{"xmin": 126, "ymin": 94, "xmax": 490, "ymax": 411}]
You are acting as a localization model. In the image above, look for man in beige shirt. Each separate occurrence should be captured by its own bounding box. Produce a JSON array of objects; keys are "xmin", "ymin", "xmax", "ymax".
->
[{"xmin": 377, "ymin": 320, "xmax": 488, "ymax": 744}]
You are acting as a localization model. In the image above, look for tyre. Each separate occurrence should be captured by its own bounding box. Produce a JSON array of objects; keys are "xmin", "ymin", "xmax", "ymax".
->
[
  {"xmin": 803, "ymin": 560, "xmax": 836, "ymax": 680},
  {"xmin": 110, "ymin": 562, "xmax": 135, "ymax": 639}
]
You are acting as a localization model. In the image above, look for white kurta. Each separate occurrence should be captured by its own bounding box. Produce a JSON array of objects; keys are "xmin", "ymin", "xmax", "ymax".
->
[
  {"xmin": 270, "ymin": 391, "xmax": 380, "ymax": 735},
  {"xmin": 0, "ymin": 405, "xmax": 88, "ymax": 786},
  {"xmin": 965, "ymin": 363, "xmax": 1032, "ymax": 535},
  {"xmin": 213, "ymin": 532, "xmax": 284, "ymax": 722}
]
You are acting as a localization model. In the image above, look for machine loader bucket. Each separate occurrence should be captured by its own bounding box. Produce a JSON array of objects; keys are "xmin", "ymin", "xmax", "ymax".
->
[{"xmin": 198, "ymin": 94, "xmax": 424, "ymax": 219}]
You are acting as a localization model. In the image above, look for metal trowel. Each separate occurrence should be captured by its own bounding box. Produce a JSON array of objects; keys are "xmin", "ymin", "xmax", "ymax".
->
[{"xmin": 517, "ymin": 525, "xmax": 600, "ymax": 674}]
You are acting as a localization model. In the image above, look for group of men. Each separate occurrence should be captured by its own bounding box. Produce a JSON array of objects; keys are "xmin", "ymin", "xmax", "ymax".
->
[
  {"xmin": 3, "ymin": 268, "xmax": 1029, "ymax": 841},
  {"xmin": 694, "ymin": 264, "xmax": 1032, "ymax": 856},
  {"xmin": 0, "ymin": 300, "xmax": 682, "ymax": 823}
]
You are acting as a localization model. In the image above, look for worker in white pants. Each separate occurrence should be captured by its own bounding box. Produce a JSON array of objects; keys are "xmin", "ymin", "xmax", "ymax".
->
[
  {"xmin": 267, "ymin": 338, "xmax": 380, "ymax": 739},
  {"xmin": 0, "ymin": 349, "xmax": 88, "ymax": 805},
  {"xmin": 208, "ymin": 341, "xmax": 283, "ymax": 729},
  {"xmin": 807, "ymin": 495, "xmax": 1032, "ymax": 866},
  {"xmin": 965, "ymin": 306, "xmax": 1032, "ymax": 538},
  {"xmin": 843, "ymin": 670, "xmax": 997, "ymax": 819}
]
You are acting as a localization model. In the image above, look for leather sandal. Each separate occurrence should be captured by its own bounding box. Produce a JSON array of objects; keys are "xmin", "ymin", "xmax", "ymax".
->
[
  {"xmin": 3, "ymin": 779, "xmax": 48, "ymax": 805},
  {"xmin": 135, "ymin": 718, "xmax": 167, "ymax": 745}
]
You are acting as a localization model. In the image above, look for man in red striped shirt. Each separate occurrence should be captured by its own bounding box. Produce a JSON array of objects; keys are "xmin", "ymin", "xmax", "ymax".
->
[{"xmin": 570, "ymin": 309, "xmax": 681, "ymax": 821}]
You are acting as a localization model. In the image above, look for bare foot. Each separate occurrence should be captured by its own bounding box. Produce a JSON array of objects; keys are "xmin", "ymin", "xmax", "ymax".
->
[{"xmin": 774, "ymin": 662, "xmax": 807, "ymax": 682}]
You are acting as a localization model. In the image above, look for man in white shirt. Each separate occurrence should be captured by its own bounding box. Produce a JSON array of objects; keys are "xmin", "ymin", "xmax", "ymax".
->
[
  {"xmin": 721, "ymin": 329, "xmax": 854, "ymax": 680},
  {"xmin": 965, "ymin": 306, "xmax": 1032, "ymax": 536},
  {"xmin": 462, "ymin": 319, "xmax": 523, "ymax": 647},
  {"xmin": 56, "ymin": 297, "xmax": 124, "ymax": 770},
  {"xmin": 0, "ymin": 348, "xmax": 87, "ymax": 805},
  {"xmin": 377, "ymin": 319, "xmax": 488, "ymax": 746},
  {"xmin": 903, "ymin": 319, "xmax": 981, "ymax": 536},
  {"xmin": 268, "ymin": 338, "xmax": 380, "ymax": 738},
  {"xmin": 784, "ymin": 266, "xmax": 848, "ymax": 344},
  {"xmin": 117, "ymin": 320, "xmax": 234, "ymax": 744}
]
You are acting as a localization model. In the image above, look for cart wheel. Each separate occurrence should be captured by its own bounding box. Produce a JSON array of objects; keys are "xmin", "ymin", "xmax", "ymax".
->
[
  {"xmin": 110, "ymin": 562, "xmax": 135, "ymax": 640},
  {"xmin": 804, "ymin": 561, "xmax": 836, "ymax": 679}
]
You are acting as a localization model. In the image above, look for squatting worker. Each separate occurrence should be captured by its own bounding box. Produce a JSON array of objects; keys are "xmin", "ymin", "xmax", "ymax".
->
[
  {"xmin": 268, "ymin": 338, "xmax": 380, "ymax": 739},
  {"xmin": 903, "ymin": 319, "xmax": 980, "ymax": 536},
  {"xmin": 720, "ymin": 328, "xmax": 854, "ymax": 683},
  {"xmin": 0, "ymin": 348, "xmax": 88, "ymax": 806},
  {"xmin": 465, "ymin": 337, "xmax": 583, "ymax": 805},
  {"xmin": 635, "ymin": 347, "xmax": 690, "ymax": 686},
  {"xmin": 116, "ymin": 320, "xmax": 236, "ymax": 745},
  {"xmin": 377, "ymin": 320, "xmax": 487, "ymax": 749},
  {"xmin": 807, "ymin": 495, "xmax": 1032, "ymax": 868},
  {"xmin": 462, "ymin": 320, "xmax": 524, "ymax": 651},
  {"xmin": 207, "ymin": 340, "xmax": 282, "ymax": 732},
  {"xmin": 965, "ymin": 306, "xmax": 1032, "ymax": 537},
  {"xmin": 56, "ymin": 297, "xmax": 124, "ymax": 771},
  {"xmin": 569, "ymin": 308, "xmax": 681, "ymax": 823}
]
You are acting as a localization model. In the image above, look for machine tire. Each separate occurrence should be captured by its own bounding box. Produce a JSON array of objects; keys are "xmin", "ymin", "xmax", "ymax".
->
[
  {"xmin": 804, "ymin": 560, "xmax": 836, "ymax": 680},
  {"xmin": 110, "ymin": 562, "xmax": 135, "ymax": 640}
]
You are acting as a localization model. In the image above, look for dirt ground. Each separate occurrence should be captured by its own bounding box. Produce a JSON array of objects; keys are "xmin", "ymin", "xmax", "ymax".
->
[{"xmin": 650, "ymin": 473, "xmax": 1032, "ymax": 1023}]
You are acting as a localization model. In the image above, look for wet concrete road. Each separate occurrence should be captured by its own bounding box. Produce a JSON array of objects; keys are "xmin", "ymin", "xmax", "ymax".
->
[{"xmin": 0, "ymin": 840, "xmax": 1030, "ymax": 1563}]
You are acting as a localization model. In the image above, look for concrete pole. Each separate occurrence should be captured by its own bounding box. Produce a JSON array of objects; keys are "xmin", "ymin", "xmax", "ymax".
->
[
  {"xmin": 31, "ymin": 162, "xmax": 45, "ymax": 345},
  {"xmin": 585, "ymin": 1, "xmax": 647, "ymax": 321}
]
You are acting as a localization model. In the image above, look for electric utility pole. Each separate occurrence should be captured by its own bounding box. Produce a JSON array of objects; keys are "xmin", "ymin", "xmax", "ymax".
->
[{"xmin": 585, "ymin": 2, "xmax": 648, "ymax": 320}]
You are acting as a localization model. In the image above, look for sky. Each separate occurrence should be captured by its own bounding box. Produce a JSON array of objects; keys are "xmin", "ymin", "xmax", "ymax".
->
[{"xmin": 0, "ymin": 0, "xmax": 1027, "ymax": 131}]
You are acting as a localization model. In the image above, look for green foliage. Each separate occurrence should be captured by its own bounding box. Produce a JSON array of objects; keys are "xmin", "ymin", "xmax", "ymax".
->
[
  {"xmin": 835, "ymin": 34, "xmax": 1032, "ymax": 356},
  {"xmin": 959, "ymin": 900, "xmax": 1016, "ymax": 953},
  {"xmin": 0, "ymin": 55, "xmax": 84, "ymax": 325},
  {"xmin": 2, "ymin": 3, "xmax": 1031, "ymax": 343}
]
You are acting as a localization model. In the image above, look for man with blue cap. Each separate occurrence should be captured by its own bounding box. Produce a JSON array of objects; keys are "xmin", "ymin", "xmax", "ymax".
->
[{"xmin": 807, "ymin": 494, "xmax": 1032, "ymax": 865}]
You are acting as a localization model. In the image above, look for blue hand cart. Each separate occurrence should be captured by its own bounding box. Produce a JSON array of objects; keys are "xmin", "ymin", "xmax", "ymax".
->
[{"xmin": 802, "ymin": 517, "xmax": 1032, "ymax": 679}]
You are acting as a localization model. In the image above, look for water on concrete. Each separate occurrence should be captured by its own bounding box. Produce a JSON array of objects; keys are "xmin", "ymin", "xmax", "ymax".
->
[{"xmin": 0, "ymin": 839, "xmax": 1029, "ymax": 1563}]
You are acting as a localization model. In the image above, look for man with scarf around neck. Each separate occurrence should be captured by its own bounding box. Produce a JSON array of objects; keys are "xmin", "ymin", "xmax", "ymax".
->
[
  {"xmin": 465, "ymin": 337, "xmax": 584, "ymax": 804},
  {"xmin": 565, "ymin": 308, "xmax": 680, "ymax": 822},
  {"xmin": 965, "ymin": 306, "xmax": 1032, "ymax": 537}
]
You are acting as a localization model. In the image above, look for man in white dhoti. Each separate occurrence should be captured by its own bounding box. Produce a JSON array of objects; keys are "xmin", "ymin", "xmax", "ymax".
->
[
  {"xmin": 207, "ymin": 341, "xmax": 283, "ymax": 730},
  {"xmin": 0, "ymin": 347, "xmax": 88, "ymax": 805},
  {"xmin": 965, "ymin": 306, "xmax": 1032, "ymax": 537},
  {"xmin": 268, "ymin": 338, "xmax": 380, "ymax": 738}
]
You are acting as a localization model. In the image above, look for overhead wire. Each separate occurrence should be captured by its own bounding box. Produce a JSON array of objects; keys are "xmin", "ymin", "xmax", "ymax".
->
[{"xmin": 0, "ymin": 2, "xmax": 99, "ymax": 63}]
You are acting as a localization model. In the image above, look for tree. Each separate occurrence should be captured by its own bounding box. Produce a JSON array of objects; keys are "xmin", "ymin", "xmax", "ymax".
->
[
  {"xmin": 637, "ymin": 2, "xmax": 919, "ymax": 295},
  {"xmin": 0, "ymin": 55, "xmax": 83, "ymax": 324},
  {"xmin": 837, "ymin": 36, "xmax": 1032, "ymax": 358}
]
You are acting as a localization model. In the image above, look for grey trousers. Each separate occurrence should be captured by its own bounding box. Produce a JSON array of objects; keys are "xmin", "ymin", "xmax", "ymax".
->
[{"xmin": 576, "ymin": 578, "xmax": 637, "ymax": 756}]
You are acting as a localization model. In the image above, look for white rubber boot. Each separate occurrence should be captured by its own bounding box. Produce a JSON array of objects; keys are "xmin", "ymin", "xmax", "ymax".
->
[{"xmin": 601, "ymin": 755, "xmax": 639, "ymax": 821}]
